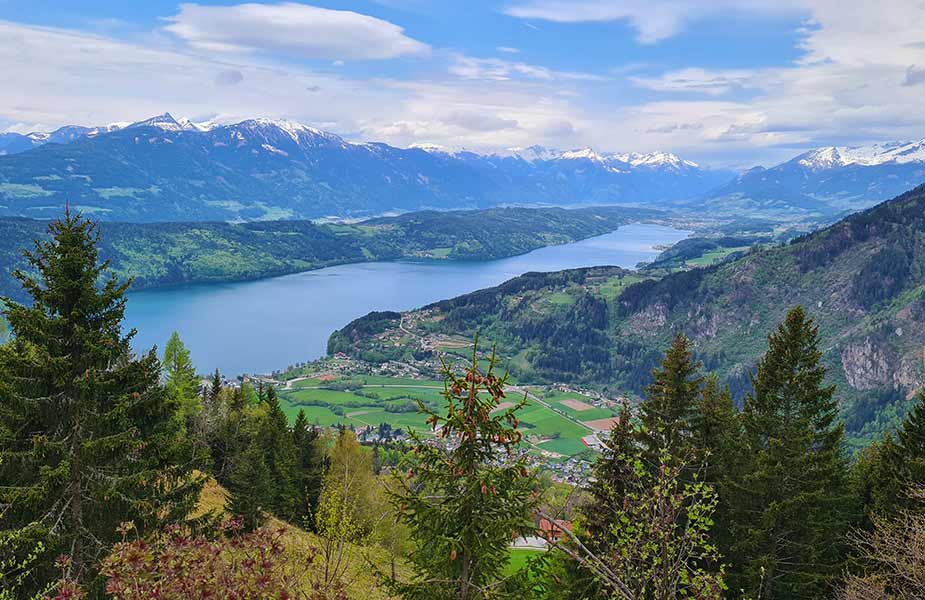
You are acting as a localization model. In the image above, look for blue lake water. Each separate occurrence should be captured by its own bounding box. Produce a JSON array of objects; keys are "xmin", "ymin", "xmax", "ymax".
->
[{"xmin": 124, "ymin": 223, "xmax": 689, "ymax": 376}]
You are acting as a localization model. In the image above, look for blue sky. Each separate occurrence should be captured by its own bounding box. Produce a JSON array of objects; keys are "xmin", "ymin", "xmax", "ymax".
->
[{"xmin": 0, "ymin": 1, "xmax": 923, "ymax": 167}]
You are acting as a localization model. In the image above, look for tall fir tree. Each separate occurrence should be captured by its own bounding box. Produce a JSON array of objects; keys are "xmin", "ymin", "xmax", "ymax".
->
[
  {"xmin": 162, "ymin": 331, "xmax": 201, "ymax": 430},
  {"xmin": 0, "ymin": 212, "xmax": 203, "ymax": 593},
  {"xmin": 732, "ymin": 306, "xmax": 850, "ymax": 599},
  {"xmin": 292, "ymin": 409, "xmax": 324, "ymax": 528},
  {"xmin": 568, "ymin": 402, "xmax": 636, "ymax": 599},
  {"xmin": 690, "ymin": 376, "xmax": 744, "ymax": 573},
  {"xmin": 209, "ymin": 368, "xmax": 222, "ymax": 406},
  {"xmin": 384, "ymin": 342, "xmax": 538, "ymax": 600},
  {"xmin": 258, "ymin": 386, "xmax": 300, "ymax": 519},
  {"xmin": 226, "ymin": 440, "xmax": 273, "ymax": 532},
  {"xmin": 636, "ymin": 333, "xmax": 703, "ymax": 465},
  {"xmin": 857, "ymin": 390, "xmax": 925, "ymax": 519}
]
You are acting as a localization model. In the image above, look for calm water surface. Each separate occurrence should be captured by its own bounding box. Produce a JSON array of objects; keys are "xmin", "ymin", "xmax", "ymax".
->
[{"xmin": 125, "ymin": 223, "xmax": 689, "ymax": 375}]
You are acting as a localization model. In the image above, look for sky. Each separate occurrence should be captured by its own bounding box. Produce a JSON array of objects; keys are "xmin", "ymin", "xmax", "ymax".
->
[{"xmin": 1, "ymin": 0, "xmax": 924, "ymax": 168}]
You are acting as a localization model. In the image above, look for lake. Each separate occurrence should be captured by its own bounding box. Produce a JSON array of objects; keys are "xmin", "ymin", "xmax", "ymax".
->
[{"xmin": 124, "ymin": 223, "xmax": 689, "ymax": 375}]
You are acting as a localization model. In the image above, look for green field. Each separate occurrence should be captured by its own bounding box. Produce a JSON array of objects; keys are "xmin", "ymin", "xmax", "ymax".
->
[
  {"xmin": 542, "ymin": 391, "xmax": 616, "ymax": 422},
  {"xmin": 507, "ymin": 548, "xmax": 545, "ymax": 575},
  {"xmin": 277, "ymin": 375, "xmax": 597, "ymax": 456}
]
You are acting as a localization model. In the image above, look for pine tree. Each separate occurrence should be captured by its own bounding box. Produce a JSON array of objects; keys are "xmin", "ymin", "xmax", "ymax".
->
[
  {"xmin": 227, "ymin": 440, "xmax": 273, "ymax": 532},
  {"xmin": 733, "ymin": 306, "xmax": 850, "ymax": 599},
  {"xmin": 259, "ymin": 386, "xmax": 300, "ymax": 520},
  {"xmin": 691, "ymin": 376, "xmax": 744, "ymax": 573},
  {"xmin": 567, "ymin": 402, "xmax": 636, "ymax": 599},
  {"xmin": 859, "ymin": 390, "xmax": 925, "ymax": 518},
  {"xmin": 292, "ymin": 409, "xmax": 324, "ymax": 527},
  {"xmin": 0, "ymin": 212, "xmax": 203, "ymax": 593},
  {"xmin": 162, "ymin": 331, "xmax": 201, "ymax": 430},
  {"xmin": 636, "ymin": 333, "xmax": 703, "ymax": 466},
  {"xmin": 209, "ymin": 369, "xmax": 222, "ymax": 406},
  {"xmin": 384, "ymin": 342, "xmax": 538, "ymax": 600}
]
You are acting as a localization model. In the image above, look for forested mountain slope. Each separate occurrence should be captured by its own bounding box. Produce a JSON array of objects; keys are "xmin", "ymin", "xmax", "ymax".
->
[
  {"xmin": 331, "ymin": 185, "xmax": 925, "ymax": 444},
  {"xmin": 0, "ymin": 205, "xmax": 662, "ymax": 302}
]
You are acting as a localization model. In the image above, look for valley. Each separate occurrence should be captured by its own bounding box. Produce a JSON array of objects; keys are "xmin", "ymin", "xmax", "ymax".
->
[
  {"xmin": 331, "ymin": 186, "xmax": 925, "ymax": 446},
  {"xmin": 120, "ymin": 222, "xmax": 689, "ymax": 375}
]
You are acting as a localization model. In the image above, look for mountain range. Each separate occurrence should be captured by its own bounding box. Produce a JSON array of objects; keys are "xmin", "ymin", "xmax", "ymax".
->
[
  {"xmin": 705, "ymin": 141, "xmax": 925, "ymax": 215},
  {"xmin": 2, "ymin": 113, "xmax": 925, "ymax": 222},
  {"xmin": 330, "ymin": 184, "xmax": 925, "ymax": 445},
  {"xmin": 0, "ymin": 113, "xmax": 728, "ymax": 222},
  {"xmin": 0, "ymin": 113, "xmax": 925, "ymax": 222}
]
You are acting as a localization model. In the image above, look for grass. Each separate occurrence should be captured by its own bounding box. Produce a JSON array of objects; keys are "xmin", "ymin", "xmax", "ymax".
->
[
  {"xmin": 537, "ymin": 437, "xmax": 590, "ymax": 456},
  {"xmin": 686, "ymin": 246, "xmax": 750, "ymax": 267},
  {"xmin": 194, "ymin": 477, "xmax": 402, "ymax": 600},
  {"xmin": 277, "ymin": 375, "xmax": 593, "ymax": 456},
  {"xmin": 507, "ymin": 548, "xmax": 545, "ymax": 575}
]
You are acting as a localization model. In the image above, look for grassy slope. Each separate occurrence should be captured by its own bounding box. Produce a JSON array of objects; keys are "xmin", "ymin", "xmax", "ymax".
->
[
  {"xmin": 0, "ymin": 205, "xmax": 664, "ymax": 302},
  {"xmin": 331, "ymin": 186, "xmax": 925, "ymax": 445},
  {"xmin": 195, "ymin": 477, "xmax": 401, "ymax": 600}
]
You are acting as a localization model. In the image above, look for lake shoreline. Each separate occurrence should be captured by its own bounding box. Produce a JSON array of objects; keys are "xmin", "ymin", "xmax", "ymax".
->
[
  {"xmin": 121, "ymin": 218, "xmax": 679, "ymax": 296},
  {"xmin": 125, "ymin": 223, "xmax": 691, "ymax": 376}
]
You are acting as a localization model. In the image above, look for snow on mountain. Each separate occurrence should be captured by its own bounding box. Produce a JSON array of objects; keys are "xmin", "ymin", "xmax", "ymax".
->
[
  {"xmin": 613, "ymin": 151, "xmax": 699, "ymax": 170},
  {"xmin": 797, "ymin": 140, "xmax": 925, "ymax": 169},
  {"xmin": 507, "ymin": 145, "xmax": 561, "ymax": 162}
]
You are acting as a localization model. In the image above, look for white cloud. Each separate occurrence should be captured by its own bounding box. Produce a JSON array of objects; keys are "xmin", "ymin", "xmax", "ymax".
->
[
  {"xmin": 0, "ymin": 20, "xmax": 587, "ymax": 155},
  {"xmin": 449, "ymin": 54, "xmax": 606, "ymax": 82},
  {"xmin": 504, "ymin": 0, "xmax": 805, "ymax": 43},
  {"xmin": 631, "ymin": 68, "xmax": 764, "ymax": 95},
  {"xmin": 497, "ymin": 46, "xmax": 521, "ymax": 54},
  {"xmin": 7, "ymin": 0, "xmax": 925, "ymax": 168},
  {"xmin": 163, "ymin": 2, "xmax": 429, "ymax": 60}
]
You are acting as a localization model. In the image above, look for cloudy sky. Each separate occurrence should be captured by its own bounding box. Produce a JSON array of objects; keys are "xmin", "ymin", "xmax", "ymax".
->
[{"xmin": 1, "ymin": 0, "xmax": 924, "ymax": 167}]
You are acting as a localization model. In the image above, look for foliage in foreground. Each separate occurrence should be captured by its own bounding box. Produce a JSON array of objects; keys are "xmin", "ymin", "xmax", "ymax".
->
[
  {"xmin": 45, "ymin": 519, "xmax": 345, "ymax": 600},
  {"xmin": 384, "ymin": 341, "xmax": 539, "ymax": 600},
  {"xmin": 838, "ymin": 486, "xmax": 925, "ymax": 600},
  {"xmin": 0, "ymin": 212, "xmax": 203, "ymax": 596}
]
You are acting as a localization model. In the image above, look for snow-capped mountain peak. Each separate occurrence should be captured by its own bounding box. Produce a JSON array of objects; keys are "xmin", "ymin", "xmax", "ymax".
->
[
  {"xmin": 797, "ymin": 140, "xmax": 925, "ymax": 169},
  {"xmin": 613, "ymin": 151, "xmax": 698, "ymax": 169},
  {"xmin": 559, "ymin": 147, "xmax": 605, "ymax": 162},
  {"xmin": 232, "ymin": 117, "xmax": 343, "ymax": 145},
  {"xmin": 128, "ymin": 113, "xmax": 199, "ymax": 132},
  {"xmin": 507, "ymin": 145, "xmax": 563, "ymax": 162}
]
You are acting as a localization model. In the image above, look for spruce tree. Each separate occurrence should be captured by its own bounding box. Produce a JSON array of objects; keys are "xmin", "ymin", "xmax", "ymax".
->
[
  {"xmin": 0, "ymin": 212, "xmax": 203, "ymax": 592},
  {"xmin": 861, "ymin": 390, "xmax": 925, "ymax": 517},
  {"xmin": 691, "ymin": 376, "xmax": 744, "ymax": 572},
  {"xmin": 162, "ymin": 331, "xmax": 201, "ymax": 430},
  {"xmin": 637, "ymin": 333, "xmax": 703, "ymax": 465},
  {"xmin": 569, "ymin": 402, "xmax": 636, "ymax": 599},
  {"xmin": 227, "ymin": 440, "xmax": 273, "ymax": 532},
  {"xmin": 384, "ymin": 343, "xmax": 538, "ymax": 600},
  {"xmin": 259, "ymin": 386, "xmax": 300, "ymax": 519},
  {"xmin": 292, "ymin": 409, "xmax": 324, "ymax": 527},
  {"xmin": 209, "ymin": 368, "xmax": 222, "ymax": 406},
  {"xmin": 733, "ymin": 306, "xmax": 850, "ymax": 599}
]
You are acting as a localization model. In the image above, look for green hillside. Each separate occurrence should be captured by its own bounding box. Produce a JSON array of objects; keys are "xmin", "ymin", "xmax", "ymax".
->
[
  {"xmin": 0, "ymin": 205, "xmax": 666, "ymax": 302},
  {"xmin": 330, "ymin": 185, "xmax": 925, "ymax": 446}
]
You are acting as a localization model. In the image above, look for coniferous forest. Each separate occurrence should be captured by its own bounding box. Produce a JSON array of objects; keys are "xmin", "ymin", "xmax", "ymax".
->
[{"xmin": 1, "ymin": 213, "xmax": 923, "ymax": 600}]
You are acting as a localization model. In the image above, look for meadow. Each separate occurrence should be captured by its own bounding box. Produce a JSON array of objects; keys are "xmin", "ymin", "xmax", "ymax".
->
[{"xmin": 277, "ymin": 375, "xmax": 609, "ymax": 457}]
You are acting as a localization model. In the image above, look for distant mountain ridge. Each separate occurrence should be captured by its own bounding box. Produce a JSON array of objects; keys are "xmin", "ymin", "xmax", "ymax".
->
[
  {"xmin": 2, "ymin": 113, "xmax": 925, "ymax": 221},
  {"xmin": 0, "ymin": 113, "xmax": 731, "ymax": 221},
  {"xmin": 705, "ymin": 140, "xmax": 925, "ymax": 215}
]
